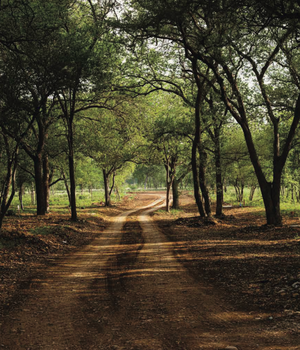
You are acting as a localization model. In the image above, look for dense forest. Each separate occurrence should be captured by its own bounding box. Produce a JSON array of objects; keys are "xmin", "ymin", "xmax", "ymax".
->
[{"xmin": 1, "ymin": 0, "xmax": 300, "ymax": 229}]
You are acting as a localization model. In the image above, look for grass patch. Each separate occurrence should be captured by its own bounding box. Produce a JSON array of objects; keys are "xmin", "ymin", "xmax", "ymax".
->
[
  {"xmin": 169, "ymin": 208, "xmax": 184, "ymax": 216},
  {"xmin": 30, "ymin": 226, "xmax": 53, "ymax": 236},
  {"xmin": 154, "ymin": 208, "xmax": 183, "ymax": 218}
]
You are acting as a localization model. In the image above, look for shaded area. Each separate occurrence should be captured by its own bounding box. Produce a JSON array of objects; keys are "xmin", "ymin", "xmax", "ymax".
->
[{"xmin": 153, "ymin": 198, "xmax": 300, "ymax": 342}]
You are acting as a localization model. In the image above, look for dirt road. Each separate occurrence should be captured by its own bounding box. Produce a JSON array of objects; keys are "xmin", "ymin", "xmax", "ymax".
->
[{"xmin": 0, "ymin": 194, "xmax": 298, "ymax": 349}]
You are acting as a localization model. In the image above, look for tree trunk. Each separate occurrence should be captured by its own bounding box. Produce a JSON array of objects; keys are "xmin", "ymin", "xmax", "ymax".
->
[
  {"xmin": 68, "ymin": 119, "xmax": 77, "ymax": 221},
  {"xmin": 0, "ymin": 138, "xmax": 18, "ymax": 231},
  {"xmin": 192, "ymin": 89, "xmax": 206, "ymax": 217},
  {"xmin": 241, "ymin": 123, "xmax": 283, "ymax": 225},
  {"xmin": 192, "ymin": 140, "xmax": 205, "ymax": 217},
  {"xmin": 172, "ymin": 178, "xmax": 180, "ymax": 209},
  {"xmin": 34, "ymin": 155, "xmax": 47, "ymax": 215},
  {"xmin": 241, "ymin": 183, "xmax": 244, "ymax": 203},
  {"xmin": 31, "ymin": 182, "xmax": 35, "ymax": 205},
  {"xmin": 109, "ymin": 172, "xmax": 116, "ymax": 197},
  {"xmin": 199, "ymin": 148, "xmax": 211, "ymax": 216},
  {"xmin": 115, "ymin": 186, "xmax": 120, "ymax": 201},
  {"xmin": 166, "ymin": 160, "xmax": 171, "ymax": 212},
  {"xmin": 62, "ymin": 171, "xmax": 71, "ymax": 207},
  {"xmin": 43, "ymin": 155, "xmax": 50, "ymax": 213},
  {"xmin": 214, "ymin": 128, "xmax": 223, "ymax": 217},
  {"xmin": 68, "ymin": 153, "xmax": 77, "ymax": 221},
  {"xmin": 19, "ymin": 183, "xmax": 24, "ymax": 210},
  {"xmin": 215, "ymin": 170, "xmax": 223, "ymax": 216},
  {"xmin": 234, "ymin": 179, "xmax": 244, "ymax": 203},
  {"xmin": 165, "ymin": 157, "xmax": 176, "ymax": 213},
  {"xmin": 261, "ymin": 180, "xmax": 282, "ymax": 225},
  {"xmin": 166, "ymin": 182, "xmax": 171, "ymax": 212},
  {"xmin": 249, "ymin": 185, "xmax": 256, "ymax": 201},
  {"xmin": 103, "ymin": 169, "xmax": 111, "ymax": 207}
]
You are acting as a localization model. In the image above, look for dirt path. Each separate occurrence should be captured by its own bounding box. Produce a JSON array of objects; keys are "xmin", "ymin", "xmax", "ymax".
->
[{"xmin": 0, "ymin": 194, "xmax": 298, "ymax": 349}]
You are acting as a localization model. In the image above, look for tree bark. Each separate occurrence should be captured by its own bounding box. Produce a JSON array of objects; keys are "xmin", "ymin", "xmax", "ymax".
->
[
  {"xmin": 115, "ymin": 186, "xmax": 120, "ymax": 200},
  {"xmin": 239, "ymin": 120, "xmax": 284, "ymax": 224},
  {"xmin": 215, "ymin": 164, "xmax": 223, "ymax": 216},
  {"xmin": 261, "ymin": 180, "xmax": 282, "ymax": 225},
  {"xmin": 234, "ymin": 178, "xmax": 244, "ymax": 203},
  {"xmin": 249, "ymin": 185, "xmax": 256, "ymax": 201},
  {"xmin": 19, "ymin": 183, "xmax": 24, "ymax": 210},
  {"xmin": 31, "ymin": 182, "xmax": 35, "ymax": 205},
  {"xmin": 43, "ymin": 155, "xmax": 50, "ymax": 213},
  {"xmin": 164, "ymin": 155, "xmax": 176, "ymax": 212},
  {"xmin": 199, "ymin": 148, "xmax": 211, "ymax": 217},
  {"xmin": 103, "ymin": 169, "xmax": 111, "ymax": 207},
  {"xmin": 67, "ymin": 119, "xmax": 77, "ymax": 221},
  {"xmin": 192, "ymin": 88, "xmax": 206, "ymax": 217},
  {"xmin": 166, "ymin": 160, "xmax": 171, "ymax": 212},
  {"xmin": 214, "ymin": 126, "xmax": 223, "ymax": 217},
  {"xmin": 0, "ymin": 136, "xmax": 18, "ymax": 231},
  {"xmin": 34, "ymin": 155, "xmax": 47, "ymax": 215},
  {"xmin": 166, "ymin": 182, "xmax": 171, "ymax": 212},
  {"xmin": 172, "ymin": 178, "xmax": 180, "ymax": 209},
  {"xmin": 62, "ymin": 171, "xmax": 71, "ymax": 207}
]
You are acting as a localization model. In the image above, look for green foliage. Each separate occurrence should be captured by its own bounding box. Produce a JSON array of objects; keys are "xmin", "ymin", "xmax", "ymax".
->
[
  {"xmin": 1, "ymin": 0, "xmax": 300, "ymax": 227},
  {"xmin": 130, "ymin": 164, "xmax": 165, "ymax": 189}
]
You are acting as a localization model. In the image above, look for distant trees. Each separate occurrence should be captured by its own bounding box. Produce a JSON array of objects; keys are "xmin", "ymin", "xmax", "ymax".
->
[
  {"xmin": 148, "ymin": 93, "xmax": 193, "ymax": 211},
  {"xmin": 79, "ymin": 99, "xmax": 145, "ymax": 206}
]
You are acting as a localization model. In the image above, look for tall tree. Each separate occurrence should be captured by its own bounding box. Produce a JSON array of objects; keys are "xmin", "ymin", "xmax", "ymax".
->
[
  {"xmin": 54, "ymin": 0, "xmax": 121, "ymax": 220},
  {"xmin": 122, "ymin": 0, "xmax": 300, "ymax": 225},
  {"xmin": 0, "ymin": 0, "xmax": 77, "ymax": 215}
]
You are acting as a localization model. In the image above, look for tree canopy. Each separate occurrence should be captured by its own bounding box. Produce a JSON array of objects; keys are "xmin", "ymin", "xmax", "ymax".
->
[{"xmin": 1, "ymin": 0, "xmax": 300, "ymax": 228}]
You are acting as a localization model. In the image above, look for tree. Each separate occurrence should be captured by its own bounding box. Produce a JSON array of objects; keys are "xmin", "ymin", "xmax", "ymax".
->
[
  {"xmin": 123, "ymin": 0, "xmax": 300, "ymax": 225},
  {"xmin": 79, "ymin": 102, "xmax": 143, "ymax": 206},
  {"xmin": 0, "ymin": 0, "xmax": 80, "ymax": 216},
  {"xmin": 148, "ymin": 92, "xmax": 193, "ymax": 211},
  {"xmin": 114, "ymin": 31, "xmax": 213, "ymax": 216},
  {"xmin": 0, "ymin": 132, "xmax": 19, "ymax": 231},
  {"xmin": 53, "ymin": 0, "xmax": 124, "ymax": 220}
]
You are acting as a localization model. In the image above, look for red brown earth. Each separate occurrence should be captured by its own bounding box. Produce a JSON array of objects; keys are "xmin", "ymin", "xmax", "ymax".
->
[{"xmin": 0, "ymin": 192, "xmax": 300, "ymax": 349}]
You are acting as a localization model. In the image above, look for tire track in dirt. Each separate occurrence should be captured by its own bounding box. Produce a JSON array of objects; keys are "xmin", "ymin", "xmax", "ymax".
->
[
  {"xmin": 89, "ymin": 202, "xmax": 229, "ymax": 350},
  {"xmin": 88, "ymin": 201, "xmax": 299, "ymax": 350},
  {"xmin": 0, "ymin": 195, "xmax": 164, "ymax": 350},
  {"xmin": 1, "ymin": 193, "xmax": 296, "ymax": 349}
]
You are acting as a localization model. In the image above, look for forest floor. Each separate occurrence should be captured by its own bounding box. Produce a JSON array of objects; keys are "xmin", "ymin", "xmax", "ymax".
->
[{"xmin": 0, "ymin": 192, "xmax": 300, "ymax": 349}]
